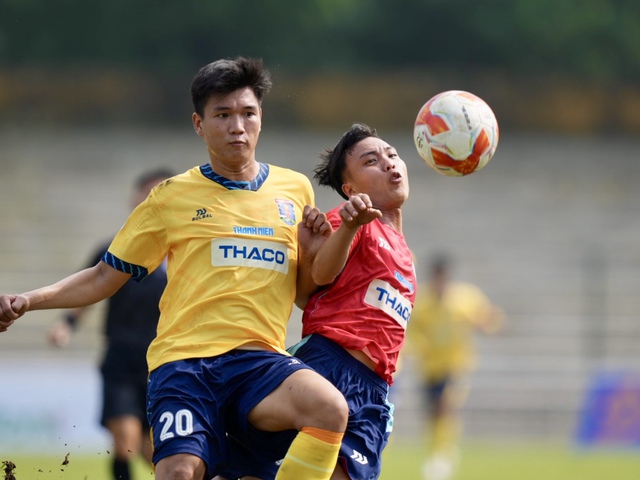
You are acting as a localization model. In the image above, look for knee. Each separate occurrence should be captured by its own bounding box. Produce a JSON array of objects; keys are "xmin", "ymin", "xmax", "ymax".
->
[
  {"xmin": 157, "ymin": 466, "xmax": 195, "ymax": 480},
  {"xmin": 310, "ymin": 386, "xmax": 349, "ymax": 432},
  {"xmin": 155, "ymin": 454, "xmax": 206, "ymax": 480}
]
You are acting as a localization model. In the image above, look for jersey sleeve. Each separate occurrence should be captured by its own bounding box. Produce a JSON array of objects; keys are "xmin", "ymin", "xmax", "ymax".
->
[{"xmin": 104, "ymin": 189, "xmax": 168, "ymax": 281}]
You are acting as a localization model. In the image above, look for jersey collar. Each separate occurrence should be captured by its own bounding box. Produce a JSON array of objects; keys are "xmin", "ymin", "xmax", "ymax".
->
[{"xmin": 200, "ymin": 162, "xmax": 270, "ymax": 191}]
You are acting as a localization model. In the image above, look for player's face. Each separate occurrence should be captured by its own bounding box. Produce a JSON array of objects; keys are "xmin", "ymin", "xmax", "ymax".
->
[
  {"xmin": 342, "ymin": 137, "xmax": 409, "ymax": 208},
  {"xmin": 192, "ymin": 87, "xmax": 262, "ymax": 169}
]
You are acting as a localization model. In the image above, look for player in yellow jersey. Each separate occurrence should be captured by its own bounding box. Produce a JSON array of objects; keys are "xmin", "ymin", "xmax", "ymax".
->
[
  {"xmin": 408, "ymin": 254, "xmax": 504, "ymax": 480},
  {"xmin": 0, "ymin": 57, "xmax": 348, "ymax": 480}
]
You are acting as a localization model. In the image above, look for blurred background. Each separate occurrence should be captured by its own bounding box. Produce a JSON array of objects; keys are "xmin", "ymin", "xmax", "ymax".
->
[{"xmin": 1, "ymin": 0, "xmax": 640, "ymax": 476}]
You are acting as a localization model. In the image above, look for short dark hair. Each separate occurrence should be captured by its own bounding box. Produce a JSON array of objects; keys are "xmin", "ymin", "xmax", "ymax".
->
[
  {"xmin": 429, "ymin": 253, "xmax": 451, "ymax": 276},
  {"xmin": 314, "ymin": 123, "xmax": 378, "ymax": 200},
  {"xmin": 191, "ymin": 56, "xmax": 273, "ymax": 116},
  {"xmin": 135, "ymin": 168, "xmax": 175, "ymax": 191}
]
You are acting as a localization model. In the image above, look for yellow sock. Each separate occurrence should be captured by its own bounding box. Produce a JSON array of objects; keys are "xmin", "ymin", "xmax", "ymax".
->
[
  {"xmin": 430, "ymin": 415, "xmax": 461, "ymax": 459},
  {"xmin": 275, "ymin": 427, "xmax": 343, "ymax": 480}
]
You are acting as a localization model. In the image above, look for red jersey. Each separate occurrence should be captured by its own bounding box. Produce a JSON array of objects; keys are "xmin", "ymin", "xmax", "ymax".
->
[{"xmin": 302, "ymin": 207, "xmax": 417, "ymax": 384}]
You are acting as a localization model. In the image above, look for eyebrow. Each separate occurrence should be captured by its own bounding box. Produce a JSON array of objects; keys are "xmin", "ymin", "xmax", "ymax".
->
[
  {"xmin": 212, "ymin": 104, "xmax": 259, "ymax": 111},
  {"xmin": 359, "ymin": 145, "xmax": 395, "ymax": 158}
]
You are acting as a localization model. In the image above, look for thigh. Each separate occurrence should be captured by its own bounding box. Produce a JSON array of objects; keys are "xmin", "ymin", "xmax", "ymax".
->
[
  {"xmin": 249, "ymin": 368, "xmax": 347, "ymax": 432},
  {"xmin": 221, "ymin": 350, "xmax": 347, "ymax": 479},
  {"xmin": 219, "ymin": 351, "xmax": 320, "ymax": 479}
]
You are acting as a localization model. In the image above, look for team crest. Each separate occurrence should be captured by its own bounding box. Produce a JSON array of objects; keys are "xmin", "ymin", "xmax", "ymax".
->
[{"xmin": 275, "ymin": 199, "xmax": 296, "ymax": 226}]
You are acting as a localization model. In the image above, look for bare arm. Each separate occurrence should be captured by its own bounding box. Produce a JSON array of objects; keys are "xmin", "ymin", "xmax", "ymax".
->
[
  {"xmin": 0, "ymin": 261, "xmax": 131, "ymax": 332},
  {"xmin": 295, "ymin": 206, "xmax": 332, "ymax": 309},
  {"xmin": 311, "ymin": 193, "xmax": 382, "ymax": 286}
]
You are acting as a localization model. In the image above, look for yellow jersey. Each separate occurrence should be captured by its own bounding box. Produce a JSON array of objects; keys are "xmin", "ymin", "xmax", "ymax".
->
[
  {"xmin": 408, "ymin": 282, "xmax": 493, "ymax": 382},
  {"xmin": 105, "ymin": 163, "xmax": 313, "ymax": 372}
]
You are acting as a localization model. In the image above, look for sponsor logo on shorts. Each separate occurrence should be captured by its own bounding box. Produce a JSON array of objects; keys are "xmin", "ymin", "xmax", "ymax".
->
[
  {"xmin": 364, "ymin": 279, "xmax": 412, "ymax": 329},
  {"xmin": 211, "ymin": 238, "xmax": 290, "ymax": 273},
  {"xmin": 350, "ymin": 449, "xmax": 369, "ymax": 465}
]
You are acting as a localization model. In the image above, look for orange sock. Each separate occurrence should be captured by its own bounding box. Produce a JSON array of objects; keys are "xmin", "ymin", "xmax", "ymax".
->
[{"xmin": 301, "ymin": 426, "xmax": 344, "ymax": 444}]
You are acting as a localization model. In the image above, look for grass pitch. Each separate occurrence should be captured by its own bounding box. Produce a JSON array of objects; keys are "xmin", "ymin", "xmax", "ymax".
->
[
  {"xmin": 3, "ymin": 439, "xmax": 640, "ymax": 479},
  {"xmin": 381, "ymin": 439, "xmax": 640, "ymax": 480}
]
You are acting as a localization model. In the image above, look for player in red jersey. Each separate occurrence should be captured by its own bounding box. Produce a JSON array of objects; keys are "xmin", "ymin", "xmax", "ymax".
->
[
  {"xmin": 297, "ymin": 123, "xmax": 416, "ymax": 479},
  {"xmin": 220, "ymin": 123, "xmax": 416, "ymax": 480}
]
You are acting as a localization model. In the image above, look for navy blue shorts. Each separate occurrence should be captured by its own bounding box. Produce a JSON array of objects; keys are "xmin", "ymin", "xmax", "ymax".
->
[
  {"xmin": 426, "ymin": 377, "xmax": 450, "ymax": 405},
  {"xmin": 146, "ymin": 350, "xmax": 310, "ymax": 478},
  {"xmin": 100, "ymin": 345, "xmax": 149, "ymax": 428},
  {"xmin": 222, "ymin": 334, "xmax": 394, "ymax": 480}
]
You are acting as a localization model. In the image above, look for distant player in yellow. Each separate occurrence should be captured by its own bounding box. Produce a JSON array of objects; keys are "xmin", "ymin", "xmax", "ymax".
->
[
  {"xmin": 0, "ymin": 56, "xmax": 348, "ymax": 480},
  {"xmin": 408, "ymin": 254, "xmax": 504, "ymax": 480}
]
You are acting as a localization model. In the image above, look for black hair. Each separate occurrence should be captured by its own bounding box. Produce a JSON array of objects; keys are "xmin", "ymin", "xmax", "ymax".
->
[
  {"xmin": 191, "ymin": 56, "xmax": 273, "ymax": 116},
  {"xmin": 314, "ymin": 123, "xmax": 378, "ymax": 200},
  {"xmin": 430, "ymin": 253, "xmax": 451, "ymax": 275},
  {"xmin": 135, "ymin": 168, "xmax": 175, "ymax": 191}
]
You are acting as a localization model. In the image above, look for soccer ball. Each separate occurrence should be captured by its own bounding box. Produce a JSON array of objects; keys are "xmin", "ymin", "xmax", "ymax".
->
[{"xmin": 413, "ymin": 90, "xmax": 499, "ymax": 176}]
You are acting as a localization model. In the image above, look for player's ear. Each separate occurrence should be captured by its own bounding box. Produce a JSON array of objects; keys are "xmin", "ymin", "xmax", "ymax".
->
[
  {"xmin": 192, "ymin": 112, "xmax": 204, "ymax": 137},
  {"xmin": 341, "ymin": 183, "xmax": 355, "ymax": 198}
]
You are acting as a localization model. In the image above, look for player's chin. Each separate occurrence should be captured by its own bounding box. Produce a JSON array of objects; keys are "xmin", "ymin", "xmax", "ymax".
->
[{"xmin": 390, "ymin": 184, "xmax": 410, "ymax": 199}]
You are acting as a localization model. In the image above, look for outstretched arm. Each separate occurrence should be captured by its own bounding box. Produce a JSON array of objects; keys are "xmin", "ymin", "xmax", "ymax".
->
[
  {"xmin": 311, "ymin": 193, "xmax": 382, "ymax": 286},
  {"xmin": 296, "ymin": 205, "xmax": 333, "ymax": 309},
  {"xmin": 0, "ymin": 261, "xmax": 131, "ymax": 332}
]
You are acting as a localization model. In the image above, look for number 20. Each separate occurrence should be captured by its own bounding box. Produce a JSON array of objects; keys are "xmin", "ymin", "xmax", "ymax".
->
[{"xmin": 159, "ymin": 409, "xmax": 194, "ymax": 441}]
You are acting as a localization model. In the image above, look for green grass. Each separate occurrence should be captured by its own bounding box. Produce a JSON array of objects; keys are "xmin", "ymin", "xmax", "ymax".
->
[
  {"xmin": 3, "ymin": 440, "xmax": 640, "ymax": 479},
  {"xmin": 380, "ymin": 439, "xmax": 640, "ymax": 480},
  {"xmin": 0, "ymin": 455, "xmax": 153, "ymax": 480}
]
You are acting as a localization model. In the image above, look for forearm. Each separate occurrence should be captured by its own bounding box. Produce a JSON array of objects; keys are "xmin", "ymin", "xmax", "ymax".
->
[
  {"xmin": 295, "ymin": 257, "xmax": 317, "ymax": 309},
  {"xmin": 311, "ymin": 223, "xmax": 358, "ymax": 285},
  {"xmin": 26, "ymin": 263, "xmax": 128, "ymax": 312}
]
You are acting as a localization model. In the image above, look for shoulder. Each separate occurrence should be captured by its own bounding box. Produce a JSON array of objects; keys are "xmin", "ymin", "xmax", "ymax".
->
[
  {"xmin": 452, "ymin": 282, "xmax": 484, "ymax": 295},
  {"xmin": 450, "ymin": 282, "xmax": 489, "ymax": 306},
  {"xmin": 155, "ymin": 167, "xmax": 199, "ymax": 190},
  {"xmin": 267, "ymin": 164, "xmax": 312, "ymax": 187},
  {"xmin": 144, "ymin": 167, "xmax": 202, "ymax": 204}
]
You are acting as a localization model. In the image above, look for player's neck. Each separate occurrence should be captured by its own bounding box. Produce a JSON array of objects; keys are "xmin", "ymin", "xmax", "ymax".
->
[
  {"xmin": 380, "ymin": 209, "xmax": 402, "ymax": 233},
  {"xmin": 208, "ymin": 157, "xmax": 260, "ymax": 182}
]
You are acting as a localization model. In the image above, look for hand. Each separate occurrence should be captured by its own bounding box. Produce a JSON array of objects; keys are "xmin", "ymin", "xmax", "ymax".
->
[
  {"xmin": 339, "ymin": 193, "xmax": 382, "ymax": 229},
  {"xmin": 0, "ymin": 294, "xmax": 29, "ymax": 332},
  {"xmin": 298, "ymin": 205, "xmax": 332, "ymax": 258},
  {"xmin": 48, "ymin": 321, "xmax": 73, "ymax": 347}
]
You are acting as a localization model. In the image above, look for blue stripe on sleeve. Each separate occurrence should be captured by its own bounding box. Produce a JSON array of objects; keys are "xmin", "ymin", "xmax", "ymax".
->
[{"xmin": 101, "ymin": 251, "xmax": 148, "ymax": 282}]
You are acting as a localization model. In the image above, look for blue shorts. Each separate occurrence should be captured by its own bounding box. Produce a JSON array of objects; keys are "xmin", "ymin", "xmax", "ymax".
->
[
  {"xmin": 426, "ymin": 377, "xmax": 450, "ymax": 405},
  {"xmin": 146, "ymin": 350, "xmax": 310, "ymax": 478},
  {"xmin": 222, "ymin": 334, "xmax": 394, "ymax": 480}
]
